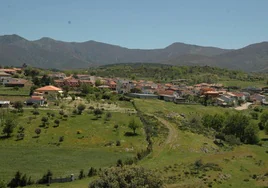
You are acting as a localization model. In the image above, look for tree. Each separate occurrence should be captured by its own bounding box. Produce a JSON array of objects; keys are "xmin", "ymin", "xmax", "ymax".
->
[
  {"xmin": 95, "ymin": 79, "xmax": 102, "ymax": 87},
  {"xmin": 88, "ymin": 167, "xmax": 97, "ymax": 177},
  {"xmin": 93, "ymin": 108, "xmax": 103, "ymax": 118},
  {"xmin": 35, "ymin": 128, "xmax": 41, "ymax": 137},
  {"xmin": 260, "ymin": 111, "xmax": 268, "ymax": 125},
  {"xmin": 243, "ymin": 124, "xmax": 259, "ymax": 144},
  {"xmin": 79, "ymin": 169, "xmax": 85, "ymax": 180},
  {"xmin": 3, "ymin": 118, "xmax": 16, "ymax": 137},
  {"xmin": 202, "ymin": 113, "xmax": 225, "ymax": 131},
  {"xmin": 130, "ymin": 88, "xmax": 142, "ymax": 93},
  {"xmin": 38, "ymin": 170, "xmax": 52, "ymax": 184},
  {"xmin": 77, "ymin": 104, "xmax": 86, "ymax": 115},
  {"xmin": 89, "ymin": 166, "xmax": 163, "ymax": 188},
  {"xmin": 32, "ymin": 110, "xmax": 39, "ymax": 118},
  {"xmin": 59, "ymin": 110, "xmax": 65, "ymax": 118},
  {"xmin": 54, "ymin": 119, "xmax": 60, "ymax": 127},
  {"xmin": 7, "ymin": 171, "xmax": 21, "ymax": 187},
  {"xmin": 13, "ymin": 101, "xmax": 23, "ymax": 112},
  {"xmin": 128, "ymin": 119, "xmax": 140, "ymax": 134},
  {"xmin": 223, "ymin": 113, "xmax": 250, "ymax": 143},
  {"xmin": 33, "ymin": 103, "xmax": 38, "ymax": 110},
  {"xmin": 41, "ymin": 117, "xmax": 48, "ymax": 126},
  {"xmin": 105, "ymin": 112, "xmax": 112, "ymax": 121},
  {"xmin": 264, "ymin": 121, "xmax": 268, "ymax": 135}
]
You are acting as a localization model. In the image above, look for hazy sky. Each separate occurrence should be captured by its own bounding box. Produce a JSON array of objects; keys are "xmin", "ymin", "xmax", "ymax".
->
[{"xmin": 1, "ymin": 0, "xmax": 268, "ymax": 49}]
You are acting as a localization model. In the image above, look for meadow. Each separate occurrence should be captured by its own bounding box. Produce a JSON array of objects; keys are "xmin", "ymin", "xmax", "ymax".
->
[
  {"xmin": 1, "ymin": 96, "xmax": 268, "ymax": 187},
  {"xmin": 134, "ymin": 99, "xmax": 268, "ymax": 187},
  {"xmin": 0, "ymin": 107, "xmax": 147, "ymax": 182}
]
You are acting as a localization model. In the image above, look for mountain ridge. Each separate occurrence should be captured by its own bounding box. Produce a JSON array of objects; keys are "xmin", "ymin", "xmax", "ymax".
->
[{"xmin": 0, "ymin": 34, "xmax": 267, "ymax": 72}]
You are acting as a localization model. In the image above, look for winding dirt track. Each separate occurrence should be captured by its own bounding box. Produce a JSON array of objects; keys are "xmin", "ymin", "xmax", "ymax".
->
[{"xmin": 155, "ymin": 117, "xmax": 178, "ymax": 150}]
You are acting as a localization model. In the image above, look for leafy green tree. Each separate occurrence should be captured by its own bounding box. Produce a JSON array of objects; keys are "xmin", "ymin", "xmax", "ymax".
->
[
  {"xmin": 13, "ymin": 101, "xmax": 23, "ymax": 112},
  {"xmin": 54, "ymin": 119, "xmax": 60, "ymax": 127},
  {"xmin": 95, "ymin": 79, "xmax": 102, "ymax": 87},
  {"xmin": 223, "ymin": 113, "xmax": 249, "ymax": 141},
  {"xmin": 35, "ymin": 128, "xmax": 41, "ymax": 137},
  {"xmin": 2, "ymin": 118, "xmax": 16, "ymax": 137},
  {"xmin": 128, "ymin": 119, "xmax": 140, "ymax": 134},
  {"xmin": 88, "ymin": 167, "xmax": 97, "ymax": 177},
  {"xmin": 264, "ymin": 121, "xmax": 268, "ymax": 135},
  {"xmin": 33, "ymin": 103, "xmax": 38, "ymax": 110},
  {"xmin": 77, "ymin": 104, "xmax": 86, "ymax": 115},
  {"xmin": 202, "ymin": 114, "xmax": 225, "ymax": 131},
  {"xmin": 93, "ymin": 108, "xmax": 103, "ymax": 118},
  {"xmin": 7, "ymin": 171, "xmax": 21, "ymax": 187},
  {"xmin": 260, "ymin": 111, "xmax": 268, "ymax": 125},
  {"xmin": 79, "ymin": 169, "xmax": 85, "ymax": 180},
  {"xmin": 243, "ymin": 124, "xmax": 259, "ymax": 144},
  {"xmin": 41, "ymin": 117, "xmax": 48, "ymax": 126}
]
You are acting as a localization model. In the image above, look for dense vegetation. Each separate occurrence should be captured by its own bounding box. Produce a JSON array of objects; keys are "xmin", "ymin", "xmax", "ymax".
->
[{"xmin": 88, "ymin": 63, "xmax": 267, "ymax": 84}]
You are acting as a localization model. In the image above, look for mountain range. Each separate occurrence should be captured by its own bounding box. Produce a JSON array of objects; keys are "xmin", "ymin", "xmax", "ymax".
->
[{"xmin": 0, "ymin": 34, "xmax": 268, "ymax": 72}]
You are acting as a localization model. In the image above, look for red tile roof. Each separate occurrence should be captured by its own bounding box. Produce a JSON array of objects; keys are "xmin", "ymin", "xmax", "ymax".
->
[{"xmin": 36, "ymin": 85, "xmax": 62, "ymax": 91}]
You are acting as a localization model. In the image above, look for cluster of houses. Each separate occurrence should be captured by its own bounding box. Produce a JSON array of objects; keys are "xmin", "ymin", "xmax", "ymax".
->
[
  {"xmin": 0, "ymin": 68, "xmax": 267, "ymax": 108},
  {"xmin": 48, "ymin": 72, "xmax": 268, "ymax": 107},
  {"xmin": 0, "ymin": 68, "xmax": 28, "ymax": 87}
]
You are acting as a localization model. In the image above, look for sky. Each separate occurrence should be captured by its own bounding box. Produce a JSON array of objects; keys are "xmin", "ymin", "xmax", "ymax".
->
[{"xmin": 0, "ymin": 0, "xmax": 268, "ymax": 49}]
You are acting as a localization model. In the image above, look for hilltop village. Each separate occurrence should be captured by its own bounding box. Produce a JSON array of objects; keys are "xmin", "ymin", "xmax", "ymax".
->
[{"xmin": 0, "ymin": 67, "xmax": 267, "ymax": 108}]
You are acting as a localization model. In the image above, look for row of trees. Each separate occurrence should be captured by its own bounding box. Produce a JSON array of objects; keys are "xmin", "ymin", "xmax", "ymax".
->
[{"xmin": 202, "ymin": 112, "xmax": 260, "ymax": 144}]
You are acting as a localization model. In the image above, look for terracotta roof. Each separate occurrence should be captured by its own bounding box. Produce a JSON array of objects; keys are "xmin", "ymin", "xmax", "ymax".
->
[
  {"xmin": 109, "ymin": 81, "xmax": 116, "ymax": 85},
  {"xmin": 0, "ymin": 72, "xmax": 11, "ymax": 76},
  {"xmin": 158, "ymin": 90, "xmax": 174, "ymax": 95},
  {"xmin": 36, "ymin": 85, "xmax": 62, "ymax": 91},
  {"xmin": 0, "ymin": 69, "xmax": 16, "ymax": 72}
]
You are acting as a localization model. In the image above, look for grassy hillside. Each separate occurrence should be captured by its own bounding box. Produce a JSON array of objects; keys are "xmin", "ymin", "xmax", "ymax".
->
[
  {"xmin": 134, "ymin": 99, "xmax": 268, "ymax": 187},
  {"xmin": 89, "ymin": 63, "xmax": 267, "ymax": 86},
  {"xmin": 0, "ymin": 106, "xmax": 147, "ymax": 182}
]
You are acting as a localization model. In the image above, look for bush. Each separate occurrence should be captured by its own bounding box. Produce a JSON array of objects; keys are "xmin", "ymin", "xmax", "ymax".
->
[
  {"xmin": 88, "ymin": 167, "xmax": 97, "ymax": 177},
  {"xmin": 250, "ymin": 112, "xmax": 259, "ymax": 120},
  {"xmin": 77, "ymin": 104, "xmax": 86, "ymax": 115},
  {"xmin": 79, "ymin": 169, "xmax": 85, "ymax": 180},
  {"xmin": 38, "ymin": 170, "xmax": 52, "ymax": 184},
  {"xmin": 224, "ymin": 135, "xmax": 241, "ymax": 146},
  {"xmin": 89, "ymin": 166, "xmax": 163, "ymax": 188},
  {"xmin": 59, "ymin": 136, "xmax": 64, "ymax": 142},
  {"xmin": 116, "ymin": 140, "xmax": 121, "ymax": 146}
]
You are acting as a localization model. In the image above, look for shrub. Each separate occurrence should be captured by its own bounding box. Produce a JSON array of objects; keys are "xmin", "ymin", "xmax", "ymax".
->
[
  {"xmin": 89, "ymin": 166, "xmax": 163, "ymax": 188},
  {"xmin": 59, "ymin": 136, "xmax": 64, "ymax": 142},
  {"xmin": 224, "ymin": 135, "xmax": 241, "ymax": 146},
  {"xmin": 38, "ymin": 170, "xmax": 52, "ymax": 184},
  {"xmin": 77, "ymin": 103, "xmax": 86, "ymax": 115},
  {"xmin": 88, "ymin": 167, "xmax": 97, "ymax": 177},
  {"xmin": 54, "ymin": 119, "xmax": 60, "ymax": 127},
  {"xmin": 250, "ymin": 112, "xmax": 259, "ymax": 120},
  {"xmin": 79, "ymin": 169, "xmax": 85, "ymax": 180},
  {"xmin": 116, "ymin": 140, "xmax": 121, "ymax": 146}
]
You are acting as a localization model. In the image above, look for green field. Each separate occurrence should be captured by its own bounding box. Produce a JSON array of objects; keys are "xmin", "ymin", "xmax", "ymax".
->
[
  {"xmin": 134, "ymin": 99, "xmax": 268, "ymax": 187},
  {"xmin": 1, "ymin": 98, "xmax": 268, "ymax": 187},
  {"xmin": 0, "ymin": 85, "xmax": 30, "ymax": 96},
  {"xmin": 220, "ymin": 80, "xmax": 266, "ymax": 88},
  {"xmin": 0, "ymin": 108, "xmax": 147, "ymax": 182}
]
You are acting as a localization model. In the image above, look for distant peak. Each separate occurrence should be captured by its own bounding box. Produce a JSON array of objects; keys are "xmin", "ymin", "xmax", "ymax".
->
[
  {"xmin": 0, "ymin": 34, "xmax": 26, "ymax": 44},
  {"xmin": 37, "ymin": 37, "xmax": 55, "ymax": 42}
]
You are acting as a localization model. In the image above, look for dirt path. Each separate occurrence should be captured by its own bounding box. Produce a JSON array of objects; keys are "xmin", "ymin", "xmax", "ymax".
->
[
  {"xmin": 235, "ymin": 102, "xmax": 252, "ymax": 110},
  {"xmin": 155, "ymin": 117, "xmax": 178, "ymax": 150}
]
